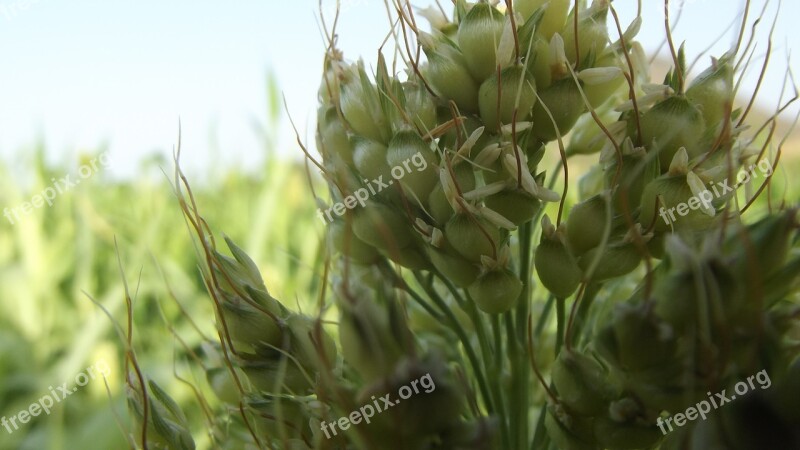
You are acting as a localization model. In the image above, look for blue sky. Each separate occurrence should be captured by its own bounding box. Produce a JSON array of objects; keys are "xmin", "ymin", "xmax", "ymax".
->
[{"xmin": 0, "ymin": 0, "xmax": 797, "ymax": 178}]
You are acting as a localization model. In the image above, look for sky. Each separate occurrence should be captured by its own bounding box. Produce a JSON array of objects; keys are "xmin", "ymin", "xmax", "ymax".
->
[{"xmin": 0, "ymin": 0, "xmax": 797, "ymax": 179}]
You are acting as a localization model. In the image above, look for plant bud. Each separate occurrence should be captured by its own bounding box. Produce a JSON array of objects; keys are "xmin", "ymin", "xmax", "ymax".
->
[
  {"xmin": 578, "ymin": 242, "xmax": 642, "ymax": 282},
  {"xmin": 468, "ymin": 268, "xmax": 523, "ymax": 314},
  {"xmin": 515, "ymin": 0, "xmax": 570, "ymax": 39},
  {"xmin": 387, "ymin": 130, "xmax": 439, "ymax": 201},
  {"xmin": 458, "ymin": 2, "xmax": 506, "ymax": 82},
  {"xmin": 206, "ymin": 367, "xmax": 240, "ymax": 405},
  {"xmin": 421, "ymin": 34, "xmax": 481, "ymax": 113},
  {"xmin": 286, "ymin": 315, "xmax": 338, "ymax": 373},
  {"xmin": 561, "ymin": 2, "xmax": 610, "ymax": 66},
  {"xmin": 445, "ymin": 213, "xmax": 504, "ymax": 263},
  {"xmin": 220, "ymin": 295, "xmax": 285, "ymax": 352},
  {"xmin": 566, "ymin": 194, "xmax": 611, "ymax": 256},
  {"xmin": 483, "ymin": 188, "xmax": 542, "ymax": 225},
  {"xmin": 402, "ymin": 81, "xmax": 438, "ymax": 133},
  {"xmin": 128, "ymin": 380, "xmax": 196, "ymax": 450},
  {"xmin": 238, "ymin": 353, "xmax": 313, "ymax": 394},
  {"xmin": 535, "ymin": 218, "xmax": 582, "ymax": 298},
  {"xmin": 727, "ymin": 209, "xmax": 797, "ymax": 280},
  {"xmin": 604, "ymin": 142, "xmax": 659, "ymax": 213},
  {"xmin": 582, "ymin": 54, "xmax": 627, "ymax": 107},
  {"xmin": 352, "ymin": 137, "xmax": 390, "ymax": 181},
  {"xmin": 381, "ymin": 243, "xmax": 432, "ymax": 271},
  {"xmin": 640, "ymin": 95, "xmax": 706, "ymax": 167},
  {"xmin": 602, "ymin": 303, "xmax": 677, "ymax": 372},
  {"xmin": 427, "ymin": 244, "xmax": 480, "ymax": 287},
  {"xmin": 685, "ymin": 55, "xmax": 734, "ymax": 129},
  {"xmin": 320, "ymin": 108, "xmax": 355, "ymax": 165},
  {"xmin": 248, "ymin": 395, "xmax": 313, "ymax": 442},
  {"xmin": 639, "ymin": 174, "xmax": 716, "ymax": 232},
  {"xmin": 338, "ymin": 298, "xmax": 413, "ymax": 381},
  {"xmin": 479, "ymin": 64, "xmax": 538, "ymax": 131},
  {"xmin": 352, "ymin": 202, "xmax": 414, "ymax": 251},
  {"xmin": 328, "ymin": 219, "xmax": 381, "ymax": 264},
  {"xmin": 530, "ymin": 77, "xmax": 586, "ymax": 142},
  {"xmin": 552, "ymin": 350, "xmax": 616, "ymax": 415},
  {"xmin": 340, "ymin": 64, "xmax": 391, "ymax": 143}
]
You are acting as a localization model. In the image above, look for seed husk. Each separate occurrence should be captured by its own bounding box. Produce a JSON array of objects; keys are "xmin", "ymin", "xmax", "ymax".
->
[{"xmin": 468, "ymin": 268, "xmax": 523, "ymax": 314}]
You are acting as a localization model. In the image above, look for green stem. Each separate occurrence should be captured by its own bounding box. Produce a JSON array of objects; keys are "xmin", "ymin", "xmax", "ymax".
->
[
  {"xmin": 555, "ymin": 297, "xmax": 566, "ymax": 356},
  {"xmin": 410, "ymin": 272, "xmax": 497, "ymax": 417}
]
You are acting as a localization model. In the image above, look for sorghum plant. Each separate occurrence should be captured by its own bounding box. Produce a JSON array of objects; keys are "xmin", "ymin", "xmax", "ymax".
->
[{"xmin": 124, "ymin": 1, "xmax": 800, "ymax": 449}]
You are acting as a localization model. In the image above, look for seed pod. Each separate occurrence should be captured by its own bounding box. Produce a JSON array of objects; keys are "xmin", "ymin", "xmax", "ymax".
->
[
  {"xmin": 128, "ymin": 380, "xmax": 196, "ymax": 450},
  {"xmin": 328, "ymin": 219, "xmax": 381, "ymax": 264},
  {"xmin": 220, "ymin": 295, "xmax": 285, "ymax": 351},
  {"xmin": 685, "ymin": 55, "xmax": 734, "ymax": 129},
  {"xmin": 640, "ymin": 95, "xmax": 706, "ymax": 166},
  {"xmin": 445, "ymin": 213, "xmax": 504, "ymax": 263},
  {"xmin": 427, "ymin": 244, "xmax": 480, "ymax": 287},
  {"xmin": 352, "ymin": 137, "xmax": 390, "ymax": 181},
  {"xmin": 566, "ymin": 194, "xmax": 611, "ymax": 256},
  {"xmin": 526, "ymin": 35, "xmax": 554, "ymax": 89},
  {"xmin": 535, "ymin": 218, "xmax": 582, "ymax": 298},
  {"xmin": 402, "ymin": 81, "xmax": 438, "ymax": 133},
  {"xmin": 578, "ymin": 242, "xmax": 642, "ymax": 282},
  {"xmin": 561, "ymin": 2, "xmax": 610, "ymax": 66},
  {"xmin": 238, "ymin": 354, "xmax": 313, "ymax": 394},
  {"xmin": 338, "ymin": 298, "xmax": 413, "ymax": 381},
  {"xmin": 566, "ymin": 109, "xmax": 622, "ymax": 156},
  {"xmin": 387, "ymin": 130, "xmax": 439, "ymax": 201},
  {"xmin": 484, "ymin": 188, "xmax": 542, "ymax": 225},
  {"xmin": 381, "ymin": 244, "xmax": 432, "ymax": 271},
  {"xmin": 206, "ymin": 367, "xmax": 240, "ymax": 404},
  {"xmin": 604, "ymin": 143, "xmax": 659, "ymax": 213},
  {"xmin": 552, "ymin": 350, "xmax": 616, "ymax": 415},
  {"xmin": 340, "ymin": 64, "xmax": 391, "ymax": 143},
  {"xmin": 597, "ymin": 303, "xmax": 678, "ymax": 373},
  {"xmin": 530, "ymin": 77, "xmax": 586, "ymax": 142},
  {"xmin": 319, "ymin": 108, "xmax": 355, "ymax": 165},
  {"xmin": 582, "ymin": 53, "xmax": 627, "ymax": 108},
  {"xmin": 286, "ymin": 315, "xmax": 338, "ymax": 373},
  {"xmin": 727, "ymin": 209, "xmax": 797, "ymax": 280},
  {"xmin": 352, "ymin": 202, "xmax": 414, "ymax": 250},
  {"xmin": 421, "ymin": 34, "xmax": 481, "ymax": 112},
  {"xmin": 468, "ymin": 268, "xmax": 523, "ymax": 314},
  {"xmin": 639, "ymin": 174, "xmax": 716, "ymax": 232},
  {"xmin": 515, "ymin": 0, "xmax": 570, "ymax": 39},
  {"xmin": 248, "ymin": 395, "xmax": 313, "ymax": 443},
  {"xmin": 458, "ymin": 2, "xmax": 505, "ymax": 82},
  {"xmin": 479, "ymin": 64, "xmax": 538, "ymax": 132}
]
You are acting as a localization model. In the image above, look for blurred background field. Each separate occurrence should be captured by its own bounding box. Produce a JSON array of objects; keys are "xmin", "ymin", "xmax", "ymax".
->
[{"xmin": 1, "ymin": 1, "xmax": 799, "ymax": 449}]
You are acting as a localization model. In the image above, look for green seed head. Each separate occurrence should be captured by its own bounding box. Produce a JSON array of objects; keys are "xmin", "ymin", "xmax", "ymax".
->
[
  {"xmin": 468, "ymin": 268, "xmax": 523, "ymax": 314},
  {"xmin": 421, "ymin": 33, "xmax": 481, "ymax": 113},
  {"xmin": 458, "ymin": 2, "xmax": 506, "ymax": 82},
  {"xmin": 479, "ymin": 64, "xmax": 538, "ymax": 132},
  {"xmin": 640, "ymin": 95, "xmax": 706, "ymax": 167},
  {"xmin": 535, "ymin": 216, "xmax": 582, "ymax": 298}
]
